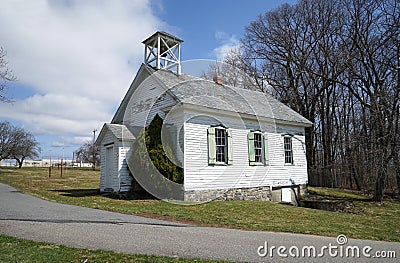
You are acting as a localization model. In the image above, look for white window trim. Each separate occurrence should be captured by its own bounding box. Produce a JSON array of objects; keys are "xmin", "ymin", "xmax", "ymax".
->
[
  {"xmin": 253, "ymin": 131, "xmax": 264, "ymax": 165},
  {"xmin": 248, "ymin": 131, "xmax": 269, "ymax": 166},
  {"xmin": 208, "ymin": 126, "xmax": 233, "ymax": 166},
  {"xmin": 283, "ymin": 135, "xmax": 294, "ymax": 165},
  {"xmin": 215, "ymin": 127, "xmax": 228, "ymax": 164}
]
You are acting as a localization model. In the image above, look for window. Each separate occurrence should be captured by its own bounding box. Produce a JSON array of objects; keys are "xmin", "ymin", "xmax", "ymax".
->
[
  {"xmin": 284, "ymin": 136, "xmax": 293, "ymax": 164},
  {"xmin": 254, "ymin": 132, "xmax": 263, "ymax": 163},
  {"xmin": 207, "ymin": 126, "xmax": 233, "ymax": 165},
  {"xmin": 215, "ymin": 128, "xmax": 227, "ymax": 163},
  {"xmin": 248, "ymin": 131, "xmax": 269, "ymax": 165}
]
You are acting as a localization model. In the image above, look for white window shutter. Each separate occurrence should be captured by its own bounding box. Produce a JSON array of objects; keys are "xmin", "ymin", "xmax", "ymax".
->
[
  {"xmin": 227, "ymin": 129, "xmax": 233, "ymax": 165},
  {"xmin": 207, "ymin": 127, "xmax": 216, "ymax": 165},
  {"xmin": 263, "ymin": 133, "xmax": 269, "ymax": 165},
  {"xmin": 248, "ymin": 131, "xmax": 255, "ymax": 165}
]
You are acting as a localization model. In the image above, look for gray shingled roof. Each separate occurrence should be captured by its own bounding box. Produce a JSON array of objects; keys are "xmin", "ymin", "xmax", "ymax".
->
[
  {"xmin": 151, "ymin": 69, "xmax": 312, "ymax": 126},
  {"xmin": 105, "ymin": 123, "xmax": 135, "ymax": 140}
]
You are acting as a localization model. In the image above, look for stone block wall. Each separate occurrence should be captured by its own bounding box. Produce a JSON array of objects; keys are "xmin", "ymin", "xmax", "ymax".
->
[
  {"xmin": 184, "ymin": 186, "xmax": 272, "ymax": 202},
  {"xmin": 184, "ymin": 184, "xmax": 308, "ymax": 204}
]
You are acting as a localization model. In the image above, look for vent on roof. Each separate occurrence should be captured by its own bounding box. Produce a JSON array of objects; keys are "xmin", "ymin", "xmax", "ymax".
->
[{"xmin": 142, "ymin": 31, "xmax": 183, "ymax": 75}]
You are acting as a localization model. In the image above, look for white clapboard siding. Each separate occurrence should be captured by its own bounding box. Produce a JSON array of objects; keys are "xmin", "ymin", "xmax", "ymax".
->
[
  {"xmin": 184, "ymin": 120, "xmax": 308, "ymax": 191},
  {"xmin": 100, "ymin": 128, "xmax": 130, "ymax": 192},
  {"xmin": 118, "ymin": 147, "xmax": 132, "ymax": 192},
  {"xmin": 110, "ymin": 142, "xmax": 122, "ymax": 191},
  {"xmin": 112, "ymin": 65, "xmax": 151, "ymax": 124},
  {"xmin": 124, "ymin": 84, "xmax": 177, "ymax": 128}
]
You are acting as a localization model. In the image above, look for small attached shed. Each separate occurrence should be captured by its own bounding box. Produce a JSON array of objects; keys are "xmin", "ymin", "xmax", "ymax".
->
[{"xmin": 96, "ymin": 123, "xmax": 135, "ymax": 193}]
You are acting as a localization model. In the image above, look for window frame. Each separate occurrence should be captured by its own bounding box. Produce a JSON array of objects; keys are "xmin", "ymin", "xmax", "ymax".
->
[
  {"xmin": 284, "ymin": 136, "xmax": 294, "ymax": 165},
  {"xmin": 215, "ymin": 127, "xmax": 227, "ymax": 164},
  {"xmin": 248, "ymin": 131, "xmax": 269, "ymax": 166},
  {"xmin": 207, "ymin": 126, "xmax": 233, "ymax": 165}
]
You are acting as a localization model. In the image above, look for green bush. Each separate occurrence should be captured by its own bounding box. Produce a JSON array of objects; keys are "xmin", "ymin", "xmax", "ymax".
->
[
  {"xmin": 145, "ymin": 114, "xmax": 183, "ymax": 183},
  {"xmin": 128, "ymin": 114, "xmax": 184, "ymax": 199}
]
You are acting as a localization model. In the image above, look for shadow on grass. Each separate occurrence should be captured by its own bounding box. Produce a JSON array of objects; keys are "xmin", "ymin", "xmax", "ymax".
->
[
  {"xmin": 49, "ymin": 189, "xmax": 156, "ymax": 201},
  {"xmin": 307, "ymin": 188, "xmax": 374, "ymax": 202},
  {"xmin": 50, "ymin": 189, "xmax": 100, "ymax": 197}
]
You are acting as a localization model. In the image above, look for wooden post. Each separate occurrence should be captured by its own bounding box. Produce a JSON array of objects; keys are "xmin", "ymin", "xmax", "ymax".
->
[{"xmin": 49, "ymin": 150, "xmax": 52, "ymax": 178}]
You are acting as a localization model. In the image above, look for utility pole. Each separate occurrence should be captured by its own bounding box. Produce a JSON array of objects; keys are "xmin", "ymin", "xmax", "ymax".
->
[
  {"xmin": 60, "ymin": 147, "xmax": 64, "ymax": 177},
  {"xmin": 49, "ymin": 150, "xmax": 52, "ymax": 178},
  {"xmin": 92, "ymin": 129, "xmax": 97, "ymax": 169},
  {"xmin": 93, "ymin": 129, "xmax": 97, "ymax": 143}
]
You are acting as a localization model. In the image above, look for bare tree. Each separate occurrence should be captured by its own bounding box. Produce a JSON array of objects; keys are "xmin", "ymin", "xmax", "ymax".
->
[
  {"xmin": 201, "ymin": 49, "xmax": 264, "ymax": 92},
  {"xmin": 0, "ymin": 121, "xmax": 40, "ymax": 168},
  {"xmin": 220, "ymin": 0, "xmax": 400, "ymax": 200},
  {"xmin": 241, "ymin": 1, "xmax": 344, "ymax": 178},
  {"xmin": 12, "ymin": 130, "xmax": 41, "ymax": 168},
  {"xmin": 0, "ymin": 121, "xmax": 18, "ymax": 164},
  {"xmin": 75, "ymin": 141, "xmax": 100, "ymax": 169},
  {"xmin": 0, "ymin": 47, "xmax": 16, "ymax": 102},
  {"xmin": 337, "ymin": 0, "xmax": 400, "ymax": 201}
]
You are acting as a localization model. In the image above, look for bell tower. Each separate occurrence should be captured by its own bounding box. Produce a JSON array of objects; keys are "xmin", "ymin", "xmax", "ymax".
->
[{"xmin": 142, "ymin": 31, "xmax": 183, "ymax": 75}]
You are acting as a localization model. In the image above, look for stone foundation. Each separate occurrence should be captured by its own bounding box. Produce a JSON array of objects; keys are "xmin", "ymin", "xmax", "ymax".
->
[
  {"xmin": 184, "ymin": 186, "xmax": 273, "ymax": 202},
  {"xmin": 299, "ymin": 184, "xmax": 308, "ymax": 197},
  {"xmin": 184, "ymin": 184, "xmax": 308, "ymax": 204}
]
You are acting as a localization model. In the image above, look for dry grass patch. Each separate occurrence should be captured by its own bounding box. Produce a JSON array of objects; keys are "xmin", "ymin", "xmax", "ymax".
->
[
  {"xmin": 0, "ymin": 167, "xmax": 399, "ymax": 242},
  {"xmin": 0, "ymin": 234, "xmax": 226, "ymax": 263}
]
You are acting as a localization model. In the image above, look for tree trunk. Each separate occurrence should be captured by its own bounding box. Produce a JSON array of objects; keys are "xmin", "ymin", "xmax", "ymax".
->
[
  {"xmin": 396, "ymin": 168, "xmax": 400, "ymax": 196},
  {"xmin": 305, "ymin": 127, "xmax": 314, "ymax": 167},
  {"xmin": 16, "ymin": 158, "xmax": 24, "ymax": 168},
  {"xmin": 394, "ymin": 151, "xmax": 400, "ymax": 195},
  {"xmin": 373, "ymin": 164, "xmax": 388, "ymax": 202},
  {"xmin": 352, "ymin": 165, "xmax": 361, "ymax": 191}
]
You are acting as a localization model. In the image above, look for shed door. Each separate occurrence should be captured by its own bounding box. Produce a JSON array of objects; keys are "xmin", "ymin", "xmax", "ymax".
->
[{"xmin": 105, "ymin": 145, "xmax": 114, "ymax": 189}]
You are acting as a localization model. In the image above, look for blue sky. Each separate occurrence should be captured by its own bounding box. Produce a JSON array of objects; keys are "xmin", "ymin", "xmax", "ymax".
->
[{"xmin": 0, "ymin": 0, "xmax": 296, "ymax": 160}]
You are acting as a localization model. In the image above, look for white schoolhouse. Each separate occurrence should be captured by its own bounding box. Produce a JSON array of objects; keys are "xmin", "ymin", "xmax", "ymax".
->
[{"xmin": 97, "ymin": 32, "xmax": 312, "ymax": 204}]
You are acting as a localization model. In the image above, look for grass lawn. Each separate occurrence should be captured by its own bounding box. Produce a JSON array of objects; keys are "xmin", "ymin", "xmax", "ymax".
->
[
  {"xmin": 0, "ymin": 234, "xmax": 226, "ymax": 263},
  {"xmin": 0, "ymin": 167, "xmax": 399, "ymax": 242}
]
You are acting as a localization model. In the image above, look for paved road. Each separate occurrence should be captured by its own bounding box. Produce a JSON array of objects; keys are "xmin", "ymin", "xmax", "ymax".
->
[{"xmin": 0, "ymin": 183, "xmax": 398, "ymax": 262}]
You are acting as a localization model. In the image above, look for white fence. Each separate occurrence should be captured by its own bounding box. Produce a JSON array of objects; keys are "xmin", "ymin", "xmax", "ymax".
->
[{"xmin": 0, "ymin": 159, "xmax": 93, "ymax": 168}]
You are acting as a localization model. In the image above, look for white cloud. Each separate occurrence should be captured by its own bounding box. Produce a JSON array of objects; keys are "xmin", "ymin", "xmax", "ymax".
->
[
  {"xmin": 213, "ymin": 32, "xmax": 240, "ymax": 60},
  {"xmin": 0, "ymin": 93, "xmax": 108, "ymax": 135},
  {"xmin": 52, "ymin": 136, "xmax": 91, "ymax": 148},
  {"xmin": 0, "ymin": 0, "xmax": 163, "ymax": 148}
]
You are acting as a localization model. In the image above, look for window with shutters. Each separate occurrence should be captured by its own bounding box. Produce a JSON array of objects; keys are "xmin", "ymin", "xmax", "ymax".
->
[
  {"xmin": 284, "ymin": 136, "xmax": 293, "ymax": 164},
  {"xmin": 248, "ymin": 131, "xmax": 269, "ymax": 166},
  {"xmin": 207, "ymin": 126, "xmax": 233, "ymax": 165}
]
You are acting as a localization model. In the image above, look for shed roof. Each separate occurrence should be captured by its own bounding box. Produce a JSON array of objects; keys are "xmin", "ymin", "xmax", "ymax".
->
[
  {"xmin": 106, "ymin": 123, "xmax": 135, "ymax": 140},
  {"xmin": 96, "ymin": 123, "xmax": 135, "ymax": 146}
]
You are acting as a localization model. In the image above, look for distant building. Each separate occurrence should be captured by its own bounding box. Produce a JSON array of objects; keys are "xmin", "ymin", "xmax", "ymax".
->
[{"xmin": 0, "ymin": 158, "xmax": 93, "ymax": 168}]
